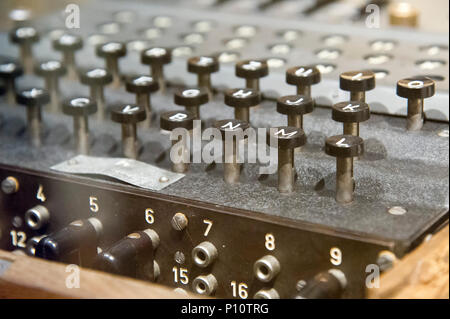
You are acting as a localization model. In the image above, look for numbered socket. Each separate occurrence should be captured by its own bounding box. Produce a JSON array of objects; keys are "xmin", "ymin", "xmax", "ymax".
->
[
  {"xmin": 192, "ymin": 274, "xmax": 218, "ymax": 296},
  {"xmin": 192, "ymin": 241, "xmax": 218, "ymax": 268},
  {"xmin": 253, "ymin": 255, "xmax": 281, "ymax": 282},
  {"xmin": 286, "ymin": 66, "xmax": 321, "ymax": 97},
  {"xmin": 254, "ymin": 288, "xmax": 280, "ymax": 299},
  {"xmin": 397, "ymin": 77, "xmax": 435, "ymax": 131},
  {"xmin": 25, "ymin": 205, "xmax": 50, "ymax": 230}
]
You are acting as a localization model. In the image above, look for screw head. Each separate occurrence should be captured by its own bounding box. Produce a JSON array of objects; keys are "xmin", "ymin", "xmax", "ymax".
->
[
  {"xmin": 388, "ymin": 206, "xmax": 407, "ymax": 215},
  {"xmin": 171, "ymin": 212, "xmax": 188, "ymax": 231}
]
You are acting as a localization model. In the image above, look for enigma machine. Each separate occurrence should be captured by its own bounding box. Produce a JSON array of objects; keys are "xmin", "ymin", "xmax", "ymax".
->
[{"xmin": 0, "ymin": 0, "xmax": 448, "ymax": 300}]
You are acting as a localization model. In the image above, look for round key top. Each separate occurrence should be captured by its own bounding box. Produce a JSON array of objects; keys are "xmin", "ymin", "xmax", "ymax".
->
[
  {"xmin": 277, "ymin": 95, "xmax": 314, "ymax": 115},
  {"xmin": 332, "ymin": 101, "xmax": 370, "ymax": 123},
  {"xmin": 396, "ymin": 77, "xmax": 435, "ymax": 131},
  {"xmin": 286, "ymin": 66, "xmax": 321, "ymax": 96},
  {"xmin": 214, "ymin": 119, "xmax": 250, "ymax": 184},
  {"xmin": 53, "ymin": 33, "xmax": 83, "ymax": 80},
  {"xmin": 160, "ymin": 111, "xmax": 195, "ymax": 131},
  {"xmin": 175, "ymin": 88, "xmax": 209, "ymax": 106},
  {"xmin": 325, "ymin": 135, "xmax": 364, "ymax": 158},
  {"xmin": 34, "ymin": 60, "xmax": 66, "ymax": 77},
  {"xmin": 267, "ymin": 126, "xmax": 306, "ymax": 149},
  {"xmin": 80, "ymin": 68, "xmax": 113, "ymax": 86},
  {"xmin": 267, "ymin": 126, "xmax": 306, "ymax": 193},
  {"xmin": 62, "ymin": 97, "xmax": 97, "ymax": 155},
  {"xmin": 397, "ymin": 77, "xmax": 435, "ymax": 99},
  {"xmin": 96, "ymin": 42, "xmax": 127, "ymax": 87},
  {"xmin": 325, "ymin": 134, "xmax": 364, "ymax": 203},
  {"xmin": 214, "ymin": 119, "xmax": 250, "ymax": 140},
  {"xmin": 16, "ymin": 87, "xmax": 49, "ymax": 147},
  {"xmin": 53, "ymin": 33, "xmax": 83, "ymax": 52},
  {"xmin": 9, "ymin": 26, "xmax": 39, "ymax": 44},
  {"xmin": 0, "ymin": 60, "xmax": 23, "ymax": 79},
  {"xmin": 188, "ymin": 56, "xmax": 219, "ymax": 74},
  {"xmin": 96, "ymin": 41, "xmax": 127, "ymax": 58},
  {"xmin": 141, "ymin": 47, "xmax": 172, "ymax": 65},
  {"xmin": 125, "ymin": 75, "xmax": 159, "ymax": 94},
  {"xmin": 9, "ymin": 26, "xmax": 39, "ymax": 74},
  {"xmin": 235, "ymin": 59, "xmax": 268, "ymax": 79},
  {"xmin": 187, "ymin": 56, "xmax": 219, "ymax": 98},
  {"xmin": 34, "ymin": 60, "xmax": 67, "ymax": 112},
  {"xmin": 225, "ymin": 88, "xmax": 261, "ymax": 122},
  {"xmin": 111, "ymin": 104, "xmax": 146, "ymax": 159},
  {"xmin": 225, "ymin": 88, "xmax": 261, "ymax": 108},
  {"xmin": 62, "ymin": 97, "xmax": 97, "ymax": 116},
  {"xmin": 340, "ymin": 70, "xmax": 376, "ymax": 93},
  {"xmin": 16, "ymin": 87, "xmax": 49, "ymax": 107},
  {"xmin": 125, "ymin": 75, "xmax": 159, "ymax": 128},
  {"xmin": 111, "ymin": 104, "xmax": 146, "ymax": 124},
  {"xmin": 141, "ymin": 47, "xmax": 172, "ymax": 93}
]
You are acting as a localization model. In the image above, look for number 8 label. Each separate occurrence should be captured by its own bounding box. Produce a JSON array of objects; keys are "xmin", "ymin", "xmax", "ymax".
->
[{"xmin": 265, "ymin": 233, "xmax": 275, "ymax": 251}]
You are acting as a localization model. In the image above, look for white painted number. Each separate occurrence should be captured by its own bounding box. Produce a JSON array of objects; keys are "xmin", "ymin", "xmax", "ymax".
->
[
  {"xmin": 36, "ymin": 185, "xmax": 46, "ymax": 202},
  {"xmin": 10, "ymin": 230, "xmax": 27, "ymax": 248},
  {"xmin": 330, "ymin": 247, "xmax": 342, "ymax": 266},
  {"xmin": 89, "ymin": 196, "xmax": 99, "ymax": 213},
  {"xmin": 265, "ymin": 233, "xmax": 275, "ymax": 251},
  {"xmin": 145, "ymin": 208, "xmax": 155, "ymax": 224},
  {"xmin": 203, "ymin": 219, "xmax": 213, "ymax": 236},
  {"xmin": 231, "ymin": 281, "xmax": 248, "ymax": 299},
  {"xmin": 172, "ymin": 266, "xmax": 189, "ymax": 285}
]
